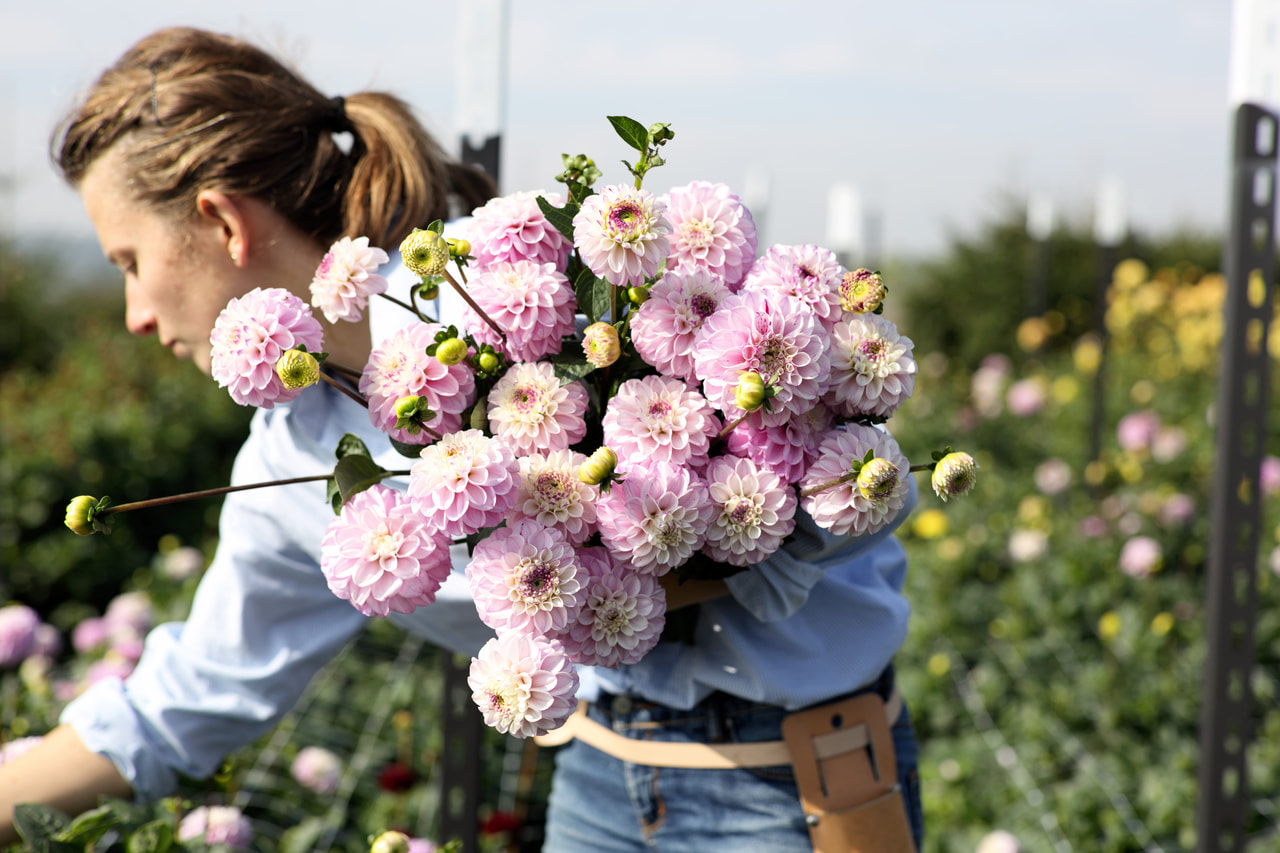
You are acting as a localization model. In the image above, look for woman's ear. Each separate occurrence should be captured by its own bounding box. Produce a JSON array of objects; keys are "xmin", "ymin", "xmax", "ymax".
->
[{"xmin": 195, "ymin": 190, "xmax": 249, "ymax": 267}]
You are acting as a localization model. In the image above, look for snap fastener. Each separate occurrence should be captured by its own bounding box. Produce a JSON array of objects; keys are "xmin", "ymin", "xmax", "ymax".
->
[
  {"xmin": 612, "ymin": 696, "xmax": 633, "ymax": 715},
  {"xmin": 806, "ymin": 814, "xmax": 820, "ymax": 827}
]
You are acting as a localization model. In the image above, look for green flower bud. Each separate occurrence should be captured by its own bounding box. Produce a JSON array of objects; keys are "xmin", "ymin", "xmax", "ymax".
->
[
  {"xmin": 734, "ymin": 372, "xmax": 767, "ymax": 412},
  {"xmin": 369, "ymin": 831, "xmax": 412, "ymax": 853},
  {"xmin": 477, "ymin": 351, "xmax": 501, "ymax": 375},
  {"xmin": 447, "ymin": 238, "xmax": 471, "ymax": 260},
  {"xmin": 582, "ymin": 322, "xmax": 621, "ymax": 368},
  {"xmin": 64, "ymin": 495, "xmax": 101, "ymax": 536},
  {"xmin": 275, "ymin": 349, "xmax": 321, "ymax": 390},
  {"xmin": 400, "ymin": 228, "xmax": 450, "ymax": 278},
  {"xmin": 626, "ymin": 286, "xmax": 650, "ymax": 306},
  {"xmin": 394, "ymin": 396, "xmax": 422, "ymax": 419},
  {"xmin": 435, "ymin": 337, "xmax": 468, "ymax": 366},
  {"xmin": 579, "ymin": 447, "xmax": 618, "ymax": 486},
  {"xmin": 856, "ymin": 458, "xmax": 900, "ymax": 502},
  {"xmin": 932, "ymin": 452, "xmax": 979, "ymax": 501},
  {"xmin": 840, "ymin": 269, "xmax": 887, "ymax": 314},
  {"xmin": 393, "ymin": 395, "xmax": 434, "ymax": 434},
  {"xmin": 415, "ymin": 280, "xmax": 440, "ymax": 301}
]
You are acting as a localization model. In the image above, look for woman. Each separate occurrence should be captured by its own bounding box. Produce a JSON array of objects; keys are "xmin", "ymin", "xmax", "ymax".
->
[{"xmin": 0, "ymin": 25, "xmax": 925, "ymax": 852}]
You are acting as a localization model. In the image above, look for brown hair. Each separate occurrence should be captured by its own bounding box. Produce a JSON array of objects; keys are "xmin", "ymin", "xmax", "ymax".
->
[{"xmin": 53, "ymin": 26, "xmax": 496, "ymax": 249}]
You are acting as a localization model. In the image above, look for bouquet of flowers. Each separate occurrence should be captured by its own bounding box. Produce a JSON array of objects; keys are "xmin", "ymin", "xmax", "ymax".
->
[{"xmin": 64, "ymin": 116, "xmax": 976, "ymax": 738}]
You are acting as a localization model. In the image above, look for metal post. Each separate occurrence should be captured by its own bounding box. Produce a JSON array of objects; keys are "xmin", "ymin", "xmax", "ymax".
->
[
  {"xmin": 439, "ymin": 653, "xmax": 482, "ymax": 853},
  {"xmin": 1196, "ymin": 102, "xmax": 1277, "ymax": 853}
]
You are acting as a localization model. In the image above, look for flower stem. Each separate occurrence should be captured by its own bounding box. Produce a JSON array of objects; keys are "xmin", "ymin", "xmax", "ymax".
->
[
  {"xmin": 908, "ymin": 463, "xmax": 937, "ymax": 473},
  {"xmin": 441, "ymin": 268, "xmax": 506, "ymax": 342},
  {"xmin": 716, "ymin": 411, "xmax": 753, "ymax": 443},
  {"xmin": 99, "ymin": 475, "xmax": 333, "ymax": 516},
  {"xmin": 798, "ymin": 470, "xmax": 859, "ymax": 499},
  {"xmin": 320, "ymin": 371, "xmax": 368, "ymax": 408},
  {"xmin": 377, "ymin": 291, "xmax": 427, "ymax": 321}
]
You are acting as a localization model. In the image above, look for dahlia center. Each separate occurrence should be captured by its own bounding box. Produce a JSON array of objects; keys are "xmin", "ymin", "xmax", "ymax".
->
[
  {"xmin": 366, "ymin": 526, "xmax": 405, "ymax": 559},
  {"xmin": 757, "ymin": 337, "xmax": 795, "ymax": 383},
  {"xmin": 511, "ymin": 385, "xmax": 546, "ymax": 417},
  {"xmin": 724, "ymin": 496, "xmax": 762, "ymax": 530},
  {"xmin": 596, "ymin": 601, "xmax": 628, "ymax": 635},
  {"xmin": 690, "ymin": 294, "xmax": 719, "ymax": 319},
  {"xmin": 515, "ymin": 559, "xmax": 559, "ymax": 603},
  {"xmin": 484, "ymin": 681, "xmax": 524, "ymax": 721},
  {"xmin": 607, "ymin": 202, "xmax": 645, "ymax": 241},
  {"xmin": 647, "ymin": 400, "xmax": 673, "ymax": 418},
  {"xmin": 651, "ymin": 516, "xmax": 686, "ymax": 548},
  {"xmin": 853, "ymin": 338, "xmax": 888, "ymax": 373},
  {"xmin": 680, "ymin": 219, "xmax": 714, "ymax": 250},
  {"xmin": 797, "ymin": 264, "xmax": 818, "ymax": 284},
  {"xmin": 533, "ymin": 470, "xmax": 574, "ymax": 511}
]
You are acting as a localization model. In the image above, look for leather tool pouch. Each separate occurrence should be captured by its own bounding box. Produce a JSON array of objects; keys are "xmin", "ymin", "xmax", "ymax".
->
[{"xmin": 782, "ymin": 692, "xmax": 917, "ymax": 853}]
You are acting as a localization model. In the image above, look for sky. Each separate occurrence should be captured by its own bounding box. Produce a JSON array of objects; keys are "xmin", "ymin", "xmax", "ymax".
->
[{"xmin": 0, "ymin": 0, "xmax": 1233, "ymax": 266}]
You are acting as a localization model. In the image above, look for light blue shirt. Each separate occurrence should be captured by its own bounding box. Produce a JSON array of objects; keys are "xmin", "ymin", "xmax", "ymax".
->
[{"xmin": 62, "ymin": 256, "xmax": 915, "ymax": 800}]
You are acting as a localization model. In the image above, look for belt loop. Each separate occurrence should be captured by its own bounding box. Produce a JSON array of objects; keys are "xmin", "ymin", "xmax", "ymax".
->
[{"xmin": 705, "ymin": 692, "xmax": 727, "ymax": 743}]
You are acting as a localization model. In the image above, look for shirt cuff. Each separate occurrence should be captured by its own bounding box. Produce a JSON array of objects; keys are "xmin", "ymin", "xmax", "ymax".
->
[{"xmin": 60, "ymin": 677, "xmax": 178, "ymax": 801}]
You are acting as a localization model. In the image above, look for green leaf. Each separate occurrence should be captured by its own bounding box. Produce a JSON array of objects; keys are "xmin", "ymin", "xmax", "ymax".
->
[
  {"xmin": 536, "ymin": 195, "xmax": 578, "ymax": 242},
  {"xmin": 55, "ymin": 804, "xmax": 122, "ymax": 845},
  {"xmin": 13, "ymin": 804, "xmax": 70, "ymax": 844},
  {"xmin": 126, "ymin": 820, "xmax": 175, "ymax": 853},
  {"xmin": 567, "ymin": 180, "xmax": 594, "ymax": 207},
  {"xmin": 334, "ymin": 433, "xmax": 373, "ymax": 461},
  {"xmin": 333, "ymin": 453, "xmax": 389, "ymax": 506},
  {"xmin": 278, "ymin": 817, "xmax": 329, "ymax": 853},
  {"xmin": 548, "ymin": 352, "xmax": 596, "ymax": 384},
  {"xmin": 389, "ymin": 436, "xmax": 429, "ymax": 459},
  {"xmin": 607, "ymin": 115, "xmax": 649, "ymax": 153},
  {"xmin": 572, "ymin": 268, "xmax": 606, "ymax": 324}
]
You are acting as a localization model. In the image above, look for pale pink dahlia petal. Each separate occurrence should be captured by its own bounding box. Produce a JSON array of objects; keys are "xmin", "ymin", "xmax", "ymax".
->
[
  {"xmin": 559, "ymin": 546, "xmax": 665, "ymax": 668},
  {"xmin": 509, "ymin": 450, "xmax": 598, "ymax": 546},
  {"xmin": 702, "ymin": 455, "xmax": 797, "ymax": 566},
  {"xmin": 360, "ymin": 321, "xmax": 477, "ymax": 444},
  {"xmin": 724, "ymin": 402, "xmax": 835, "ymax": 484},
  {"xmin": 466, "ymin": 518, "xmax": 582, "ymax": 636},
  {"xmin": 468, "ymin": 632, "xmax": 579, "ymax": 737},
  {"xmin": 309, "ymin": 236, "xmax": 390, "ymax": 323},
  {"xmin": 467, "ymin": 190, "xmax": 573, "ymax": 273},
  {"xmin": 320, "ymin": 484, "xmax": 453, "ymax": 617},
  {"xmin": 800, "ymin": 425, "xmax": 911, "ymax": 538},
  {"xmin": 408, "ymin": 430, "xmax": 520, "ymax": 537},
  {"xmin": 602, "ymin": 374, "xmax": 721, "ymax": 471},
  {"xmin": 660, "ymin": 180, "xmax": 758, "ymax": 290},
  {"xmin": 463, "ymin": 260, "xmax": 577, "ymax": 363},
  {"xmin": 487, "ymin": 362, "xmax": 588, "ymax": 456},
  {"xmin": 210, "ymin": 287, "xmax": 325, "ymax": 408},
  {"xmin": 740, "ymin": 244, "xmax": 844, "ymax": 333},
  {"xmin": 630, "ymin": 268, "xmax": 733, "ymax": 380},
  {"xmin": 178, "ymin": 806, "xmax": 253, "ymax": 849},
  {"xmin": 824, "ymin": 314, "xmax": 917, "ymax": 420},
  {"xmin": 596, "ymin": 462, "xmax": 715, "ymax": 576},
  {"xmin": 692, "ymin": 290, "xmax": 831, "ymax": 428},
  {"xmin": 572, "ymin": 184, "xmax": 671, "ymax": 287}
]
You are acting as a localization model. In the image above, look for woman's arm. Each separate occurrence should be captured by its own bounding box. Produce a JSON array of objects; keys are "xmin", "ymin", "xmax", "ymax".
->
[{"xmin": 0, "ymin": 725, "xmax": 133, "ymax": 846}]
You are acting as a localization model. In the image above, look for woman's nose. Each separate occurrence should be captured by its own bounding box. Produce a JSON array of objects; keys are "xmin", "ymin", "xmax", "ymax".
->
[{"xmin": 124, "ymin": 277, "xmax": 157, "ymax": 337}]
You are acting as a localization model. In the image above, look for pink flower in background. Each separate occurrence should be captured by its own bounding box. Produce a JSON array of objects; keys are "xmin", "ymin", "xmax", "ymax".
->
[
  {"xmin": 740, "ymin": 244, "xmax": 843, "ymax": 332},
  {"xmin": 309, "ymin": 236, "xmax": 389, "ymax": 323},
  {"xmin": 660, "ymin": 180, "xmax": 758, "ymax": 289},
  {"xmin": 1158, "ymin": 493, "xmax": 1195, "ymax": 527},
  {"xmin": 1005, "ymin": 377, "xmax": 1047, "ymax": 417},
  {"xmin": 0, "ymin": 736, "xmax": 42, "ymax": 767},
  {"xmin": 824, "ymin": 313, "xmax": 916, "ymax": 420},
  {"xmin": 409, "ymin": 430, "xmax": 520, "ymax": 538},
  {"xmin": 72, "ymin": 617, "xmax": 110, "ymax": 655},
  {"xmin": 1261, "ymin": 455, "xmax": 1280, "ymax": 495},
  {"xmin": 0, "ymin": 605, "xmax": 39, "ymax": 667},
  {"xmin": 408, "ymin": 841, "xmax": 439, "ymax": 853},
  {"xmin": 573, "ymin": 184, "xmax": 671, "ymax": 287},
  {"xmin": 602, "ymin": 375, "xmax": 720, "ymax": 471},
  {"xmin": 291, "ymin": 745, "xmax": 343, "ymax": 795},
  {"xmin": 361, "ymin": 321, "xmax": 477, "ymax": 444},
  {"xmin": 466, "ymin": 518, "xmax": 582, "ymax": 637},
  {"xmin": 1119, "ymin": 535, "xmax": 1162, "ymax": 578},
  {"xmin": 178, "ymin": 805, "xmax": 253, "ymax": 849},
  {"xmin": 510, "ymin": 450, "xmax": 598, "ymax": 546},
  {"xmin": 1079, "ymin": 515, "xmax": 1109, "ymax": 538},
  {"xmin": 596, "ymin": 462, "xmax": 715, "ymax": 575},
  {"xmin": 162, "ymin": 546, "xmax": 206, "ymax": 580},
  {"xmin": 487, "ymin": 362, "xmax": 588, "ymax": 455},
  {"xmin": 631, "ymin": 268, "xmax": 733, "ymax": 381},
  {"xmin": 468, "ymin": 190, "xmax": 573, "ymax": 273},
  {"xmin": 724, "ymin": 402, "xmax": 834, "ymax": 485},
  {"xmin": 320, "ymin": 484, "xmax": 453, "ymax": 617},
  {"xmin": 560, "ymin": 547, "xmax": 665, "ymax": 668},
  {"xmin": 702, "ymin": 455, "xmax": 797, "ymax": 566},
  {"xmin": 464, "ymin": 260, "xmax": 577, "ymax": 363},
  {"xmin": 31, "ymin": 623, "xmax": 61, "ymax": 660},
  {"xmin": 970, "ymin": 355, "xmax": 1011, "ymax": 418},
  {"xmin": 693, "ymin": 290, "xmax": 831, "ymax": 428},
  {"xmin": 110, "ymin": 634, "xmax": 145, "ymax": 662},
  {"xmin": 1007, "ymin": 529, "xmax": 1049, "ymax": 563},
  {"xmin": 86, "ymin": 656, "xmax": 136, "ymax": 686},
  {"xmin": 977, "ymin": 830, "xmax": 1023, "ymax": 853},
  {"xmin": 105, "ymin": 591, "xmax": 152, "ymax": 639},
  {"xmin": 1033, "ymin": 458, "xmax": 1072, "ymax": 496},
  {"xmin": 1116, "ymin": 410, "xmax": 1160, "ymax": 452},
  {"xmin": 800, "ymin": 424, "xmax": 910, "ymax": 538},
  {"xmin": 468, "ymin": 632, "xmax": 579, "ymax": 738},
  {"xmin": 210, "ymin": 287, "xmax": 325, "ymax": 408},
  {"xmin": 1151, "ymin": 425, "xmax": 1187, "ymax": 463}
]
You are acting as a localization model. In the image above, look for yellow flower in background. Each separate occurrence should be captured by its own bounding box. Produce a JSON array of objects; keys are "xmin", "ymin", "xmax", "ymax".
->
[
  {"xmin": 1051, "ymin": 375, "xmax": 1080, "ymax": 405},
  {"xmin": 1084, "ymin": 459, "xmax": 1108, "ymax": 487},
  {"xmin": 913, "ymin": 508, "xmax": 949, "ymax": 539},
  {"xmin": 1117, "ymin": 455, "xmax": 1144, "ymax": 484},
  {"xmin": 928, "ymin": 653, "xmax": 951, "ymax": 677},
  {"xmin": 1151, "ymin": 612, "xmax": 1174, "ymax": 637},
  {"xmin": 1130, "ymin": 379, "xmax": 1155, "ymax": 405},
  {"xmin": 1073, "ymin": 336, "xmax": 1102, "ymax": 375},
  {"xmin": 1016, "ymin": 317, "xmax": 1050, "ymax": 352},
  {"xmin": 938, "ymin": 537, "xmax": 965, "ymax": 561},
  {"xmin": 1018, "ymin": 495, "xmax": 1047, "ymax": 523},
  {"xmin": 1112, "ymin": 258, "xmax": 1149, "ymax": 291},
  {"xmin": 1099, "ymin": 611, "xmax": 1122, "ymax": 640}
]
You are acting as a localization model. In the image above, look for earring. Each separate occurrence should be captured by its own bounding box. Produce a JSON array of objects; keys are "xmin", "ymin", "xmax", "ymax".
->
[{"xmin": 230, "ymin": 251, "xmax": 240, "ymax": 263}]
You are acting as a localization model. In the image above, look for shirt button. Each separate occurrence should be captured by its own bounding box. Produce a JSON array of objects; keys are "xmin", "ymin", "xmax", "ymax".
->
[{"xmin": 612, "ymin": 696, "xmax": 633, "ymax": 715}]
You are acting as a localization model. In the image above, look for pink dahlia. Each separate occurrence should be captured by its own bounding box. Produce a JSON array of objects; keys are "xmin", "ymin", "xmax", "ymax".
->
[
  {"xmin": 630, "ymin": 268, "xmax": 733, "ymax": 381},
  {"xmin": 487, "ymin": 362, "xmax": 588, "ymax": 456},
  {"xmin": 559, "ymin": 546, "xmax": 665, "ymax": 668},
  {"xmin": 360, "ymin": 321, "xmax": 477, "ymax": 445},
  {"xmin": 210, "ymin": 287, "xmax": 325, "ymax": 408},
  {"xmin": 800, "ymin": 424, "xmax": 911, "ymax": 538},
  {"xmin": 740, "ymin": 244, "xmax": 844, "ymax": 332},
  {"xmin": 309, "ymin": 236, "xmax": 389, "ymax": 323},
  {"xmin": 510, "ymin": 450, "xmax": 598, "ymax": 546},
  {"xmin": 466, "ymin": 518, "xmax": 582, "ymax": 637},
  {"xmin": 702, "ymin": 455, "xmax": 797, "ymax": 566},
  {"xmin": 320, "ymin": 484, "xmax": 454, "ymax": 617},
  {"xmin": 692, "ymin": 290, "xmax": 831, "ymax": 428},
  {"xmin": 0, "ymin": 604, "xmax": 38, "ymax": 667},
  {"xmin": 824, "ymin": 313, "xmax": 917, "ymax": 420},
  {"xmin": 602, "ymin": 374, "xmax": 720, "ymax": 471},
  {"xmin": 596, "ymin": 462, "xmax": 715, "ymax": 575},
  {"xmin": 468, "ymin": 632, "xmax": 579, "ymax": 737},
  {"xmin": 290, "ymin": 745, "xmax": 342, "ymax": 795},
  {"xmin": 1119, "ymin": 535, "xmax": 1162, "ymax": 578},
  {"xmin": 409, "ymin": 430, "xmax": 520, "ymax": 537},
  {"xmin": 660, "ymin": 180, "xmax": 758, "ymax": 290},
  {"xmin": 1006, "ymin": 377, "xmax": 1048, "ymax": 417},
  {"xmin": 572, "ymin": 184, "xmax": 670, "ymax": 287},
  {"xmin": 1117, "ymin": 410, "xmax": 1160, "ymax": 453},
  {"xmin": 178, "ymin": 806, "xmax": 253, "ymax": 849},
  {"xmin": 468, "ymin": 190, "xmax": 573, "ymax": 273},
  {"xmin": 464, "ymin": 260, "xmax": 577, "ymax": 363},
  {"xmin": 724, "ymin": 401, "xmax": 834, "ymax": 485}
]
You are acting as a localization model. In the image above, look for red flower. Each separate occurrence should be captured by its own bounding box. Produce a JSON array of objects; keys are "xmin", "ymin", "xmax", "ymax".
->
[
  {"xmin": 480, "ymin": 810, "xmax": 521, "ymax": 836},
  {"xmin": 377, "ymin": 762, "xmax": 418, "ymax": 793}
]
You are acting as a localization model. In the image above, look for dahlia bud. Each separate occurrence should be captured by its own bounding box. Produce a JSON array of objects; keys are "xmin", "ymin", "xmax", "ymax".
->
[
  {"xmin": 414, "ymin": 280, "xmax": 440, "ymax": 301},
  {"xmin": 394, "ymin": 396, "xmax": 435, "ymax": 434},
  {"xmin": 856, "ymin": 458, "xmax": 901, "ymax": 502},
  {"xmin": 626, "ymin": 285, "xmax": 650, "ymax": 306},
  {"xmin": 476, "ymin": 350, "xmax": 502, "ymax": 376},
  {"xmin": 400, "ymin": 228, "xmax": 449, "ymax": 278},
  {"xmin": 840, "ymin": 269, "xmax": 887, "ymax": 314},
  {"xmin": 932, "ymin": 451, "xmax": 979, "ymax": 501},
  {"xmin": 579, "ymin": 447, "xmax": 618, "ymax": 486},
  {"xmin": 369, "ymin": 831, "xmax": 411, "ymax": 853},
  {"xmin": 434, "ymin": 337, "xmax": 468, "ymax": 366},
  {"xmin": 65, "ymin": 495, "xmax": 101, "ymax": 536},
  {"xmin": 447, "ymin": 237, "xmax": 471, "ymax": 260},
  {"xmin": 583, "ymin": 322, "xmax": 621, "ymax": 368},
  {"xmin": 394, "ymin": 396, "xmax": 422, "ymax": 420},
  {"xmin": 275, "ymin": 349, "xmax": 321, "ymax": 390},
  {"xmin": 734, "ymin": 372, "xmax": 767, "ymax": 412}
]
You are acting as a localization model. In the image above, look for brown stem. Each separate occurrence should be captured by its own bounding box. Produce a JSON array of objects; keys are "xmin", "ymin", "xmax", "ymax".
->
[
  {"xmin": 798, "ymin": 470, "xmax": 859, "ymax": 500},
  {"xmin": 442, "ymin": 268, "xmax": 505, "ymax": 341},
  {"xmin": 715, "ymin": 410, "xmax": 754, "ymax": 443},
  {"xmin": 320, "ymin": 371, "xmax": 368, "ymax": 407},
  {"xmin": 100, "ymin": 474, "xmax": 333, "ymax": 516}
]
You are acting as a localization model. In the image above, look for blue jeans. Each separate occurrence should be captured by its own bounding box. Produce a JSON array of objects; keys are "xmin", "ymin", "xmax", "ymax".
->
[{"xmin": 542, "ymin": 685, "xmax": 924, "ymax": 852}]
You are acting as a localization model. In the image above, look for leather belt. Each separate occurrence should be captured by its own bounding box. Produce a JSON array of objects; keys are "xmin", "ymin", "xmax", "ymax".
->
[{"xmin": 534, "ymin": 685, "xmax": 902, "ymax": 769}]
